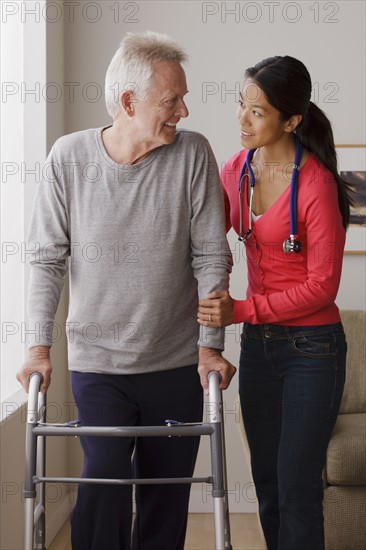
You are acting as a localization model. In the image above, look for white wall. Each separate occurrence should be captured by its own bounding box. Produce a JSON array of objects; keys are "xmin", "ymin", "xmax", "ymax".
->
[
  {"xmin": 62, "ymin": 0, "xmax": 366, "ymax": 513},
  {"xmin": 0, "ymin": 6, "xmax": 71, "ymax": 548},
  {"xmin": 1, "ymin": 0, "xmax": 25, "ymax": 406}
]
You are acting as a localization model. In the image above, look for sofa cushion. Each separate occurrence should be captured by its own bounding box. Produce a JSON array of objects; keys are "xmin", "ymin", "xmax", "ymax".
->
[
  {"xmin": 339, "ymin": 310, "xmax": 366, "ymax": 414},
  {"xmin": 326, "ymin": 413, "xmax": 366, "ymax": 485},
  {"xmin": 323, "ymin": 486, "xmax": 366, "ymax": 549}
]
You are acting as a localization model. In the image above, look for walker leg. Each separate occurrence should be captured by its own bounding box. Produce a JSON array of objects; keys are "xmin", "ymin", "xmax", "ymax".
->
[
  {"xmin": 213, "ymin": 497, "xmax": 226, "ymax": 549},
  {"xmin": 211, "ymin": 426, "xmax": 232, "ymax": 549},
  {"xmin": 34, "ymin": 392, "xmax": 46, "ymax": 549},
  {"xmin": 220, "ymin": 418, "xmax": 232, "ymax": 549},
  {"xmin": 24, "ymin": 499, "xmax": 36, "ymax": 550},
  {"xmin": 207, "ymin": 372, "xmax": 233, "ymax": 550},
  {"xmin": 24, "ymin": 374, "xmax": 42, "ymax": 550},
  {"xmin": 34, "ymin": 513, "xmax": 46, "ymax": 550}
]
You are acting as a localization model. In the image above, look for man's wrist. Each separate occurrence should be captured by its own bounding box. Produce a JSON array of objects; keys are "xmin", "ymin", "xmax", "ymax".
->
[
  {"xmin": 199, "ymin": 346, "xmax": 222, "ymax": 357},
  {"xmin": 28, "ymin": 346, "xmax": 51, "ymax": 360}
]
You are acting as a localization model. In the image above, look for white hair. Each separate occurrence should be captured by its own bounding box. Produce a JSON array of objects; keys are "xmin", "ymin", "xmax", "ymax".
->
[{"xmin": 105, "ymin": 31, "xmax": 188, "ymax": 118}]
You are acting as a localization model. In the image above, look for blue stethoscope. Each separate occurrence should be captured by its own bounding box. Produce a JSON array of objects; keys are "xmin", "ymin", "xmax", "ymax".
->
[{"xmin": 238, "ymin": 135, "xmax": 303, "ymax": 254}]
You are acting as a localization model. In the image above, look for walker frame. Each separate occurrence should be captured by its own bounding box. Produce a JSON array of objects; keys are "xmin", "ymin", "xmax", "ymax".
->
[{"xmin": 23, "ymin": 371, "xmax": 232, "ymax": 549}]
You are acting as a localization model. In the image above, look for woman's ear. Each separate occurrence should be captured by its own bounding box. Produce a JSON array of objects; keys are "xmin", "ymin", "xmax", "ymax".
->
[{"xmin": 284, "ymin": 114, "xmax": 302, "ymax": 133}]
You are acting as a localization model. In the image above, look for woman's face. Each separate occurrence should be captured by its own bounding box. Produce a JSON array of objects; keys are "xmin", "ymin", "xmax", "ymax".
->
[{"xmin": 237, "ymin": 80, "xmax": 290, "ymax": 149}]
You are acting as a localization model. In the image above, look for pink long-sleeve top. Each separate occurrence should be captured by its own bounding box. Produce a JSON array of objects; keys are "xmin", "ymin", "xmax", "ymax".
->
[{"xmin": 221, "ymin": 149, "xmax": 346, "ymax": 326}]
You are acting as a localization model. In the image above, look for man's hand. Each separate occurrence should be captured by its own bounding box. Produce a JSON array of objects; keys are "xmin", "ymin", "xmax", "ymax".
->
[
  {"xmin": 198, "ymin": 346, "xmax": 236, "ymax": 394},
  {"xmin": 198, "ymin": 291, "xmax": 234, "ymax": 328},
  {"xmin": 16, "ymin": 346, "xmax": 52, "ymax": 393}
]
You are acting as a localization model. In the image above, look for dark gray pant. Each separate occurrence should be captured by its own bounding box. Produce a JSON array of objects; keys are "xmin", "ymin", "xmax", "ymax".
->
[{"xmin": 70, "ymin": 365, "xmax": 203, "ymax": 550}]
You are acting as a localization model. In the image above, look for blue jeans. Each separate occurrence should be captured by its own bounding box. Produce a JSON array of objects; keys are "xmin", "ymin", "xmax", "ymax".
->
[{"xmin": 239, "ymin": 322, "xmax": 346, "ymax": 550}]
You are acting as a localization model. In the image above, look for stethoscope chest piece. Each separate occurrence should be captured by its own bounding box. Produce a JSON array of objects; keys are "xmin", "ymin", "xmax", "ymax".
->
[{"xmin": 283, "ymin": 235, "xmax": 302, "ymax": 254}]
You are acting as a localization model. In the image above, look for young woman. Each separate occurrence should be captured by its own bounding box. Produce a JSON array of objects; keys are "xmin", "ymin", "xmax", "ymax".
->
[{"xmin": 198, "ymin": 56, "xmax": 352, "ymax": 550}]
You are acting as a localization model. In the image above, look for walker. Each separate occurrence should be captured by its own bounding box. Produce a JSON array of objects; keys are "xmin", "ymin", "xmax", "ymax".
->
[{"xmin": 23, "ymin": 371, "xmax": 232, "ymax": 549}]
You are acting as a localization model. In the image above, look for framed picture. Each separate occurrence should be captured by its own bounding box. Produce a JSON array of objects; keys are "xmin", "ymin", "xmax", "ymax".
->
[{"xmin": 336, "ymin": 145, "xmax": 366, "ymax": 254}]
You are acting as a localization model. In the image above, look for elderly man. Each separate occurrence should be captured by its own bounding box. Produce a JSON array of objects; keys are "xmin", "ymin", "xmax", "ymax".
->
[{"xmin": 17, "ymin": 31, "xmax": 235, "ymax": 549}]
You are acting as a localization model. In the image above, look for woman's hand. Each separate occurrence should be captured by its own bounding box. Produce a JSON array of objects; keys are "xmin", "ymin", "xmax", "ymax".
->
[{"xmin": 197, "ymin": 291, "xmax": 234, "ymax": 328}]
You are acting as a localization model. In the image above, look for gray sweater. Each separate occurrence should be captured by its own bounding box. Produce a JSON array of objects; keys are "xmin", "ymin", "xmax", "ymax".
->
[{"xmin": 27, "ymin": 127, "xmax": 232, "ymax": 374}]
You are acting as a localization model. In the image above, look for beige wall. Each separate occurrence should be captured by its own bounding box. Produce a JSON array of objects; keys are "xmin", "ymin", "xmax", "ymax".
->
[
  {"xmin": 61, "ymin": 0, "xmax": 366, "ymax": 515},
  {"xmin": 1, "ymin": 1, "xmax": 365, "ymax": 547}
]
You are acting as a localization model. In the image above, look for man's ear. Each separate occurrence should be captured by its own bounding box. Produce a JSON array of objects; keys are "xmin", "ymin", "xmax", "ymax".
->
[
  {"xmin": 120, "ymin": 91, "xmax": 135, "ymax": 117},
  {"xmin": 284, "ymin": 114, "xmax": 302, "ymax": 133}
]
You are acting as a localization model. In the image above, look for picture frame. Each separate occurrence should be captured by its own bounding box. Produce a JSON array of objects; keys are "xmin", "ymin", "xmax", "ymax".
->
[{"xmin": 336, "ymin": 145, "xmax": 366, "ymax": 254}]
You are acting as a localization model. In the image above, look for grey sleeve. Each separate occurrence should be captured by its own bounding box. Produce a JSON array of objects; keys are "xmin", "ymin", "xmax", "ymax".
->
[
  {"xmin": 190, "ymin": 139, "xmax": 233, "ymax": 350},
  {"xmin": 27, "ymin": 148, "xmax": 70, "ymax": 348}
]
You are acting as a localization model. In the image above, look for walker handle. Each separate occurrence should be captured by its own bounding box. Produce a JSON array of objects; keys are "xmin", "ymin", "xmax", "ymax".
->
[
  {"xmin": 207, "ymin": 371, "xmax": 222, "ymax": 423},
  {"xmin": 26, "ymin": 374, "xmax": 43, "ymax": 424}
]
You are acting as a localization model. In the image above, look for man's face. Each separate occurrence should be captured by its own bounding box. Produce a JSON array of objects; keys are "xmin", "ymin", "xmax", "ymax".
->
[{"xmin": 131, "ymin": 61, "xmax": 189, "ymax": 150}]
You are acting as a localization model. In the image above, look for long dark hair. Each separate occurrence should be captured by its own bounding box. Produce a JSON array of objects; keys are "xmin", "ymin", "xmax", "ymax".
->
[{"xmin": 245, "ymin": 56, "xmax": 352, "ymax": 229}]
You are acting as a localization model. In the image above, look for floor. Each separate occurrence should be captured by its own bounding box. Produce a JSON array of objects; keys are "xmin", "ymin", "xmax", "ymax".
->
[{"xmin": 49, "ymin": 513, "xmax": 266, "ymax": 549}]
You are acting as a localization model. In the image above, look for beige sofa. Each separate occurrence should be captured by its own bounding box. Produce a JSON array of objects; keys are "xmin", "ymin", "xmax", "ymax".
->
[
  {"xmin": 237, "ymin": 310, "xmax": 366, "ymax": 550},
  {"xmin": 323, "ymin": 309, "xmax": 366, "ymax": 549}
]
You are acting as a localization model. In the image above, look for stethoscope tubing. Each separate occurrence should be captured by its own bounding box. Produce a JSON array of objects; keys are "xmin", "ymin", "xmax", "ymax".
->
[
  {"xmin": 238, "ymin": 136, "xmax": 303, "ymax": 246},
  {"xmin": 289, "ymin": 159, "xmax": 300, "ymax": 237}
]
